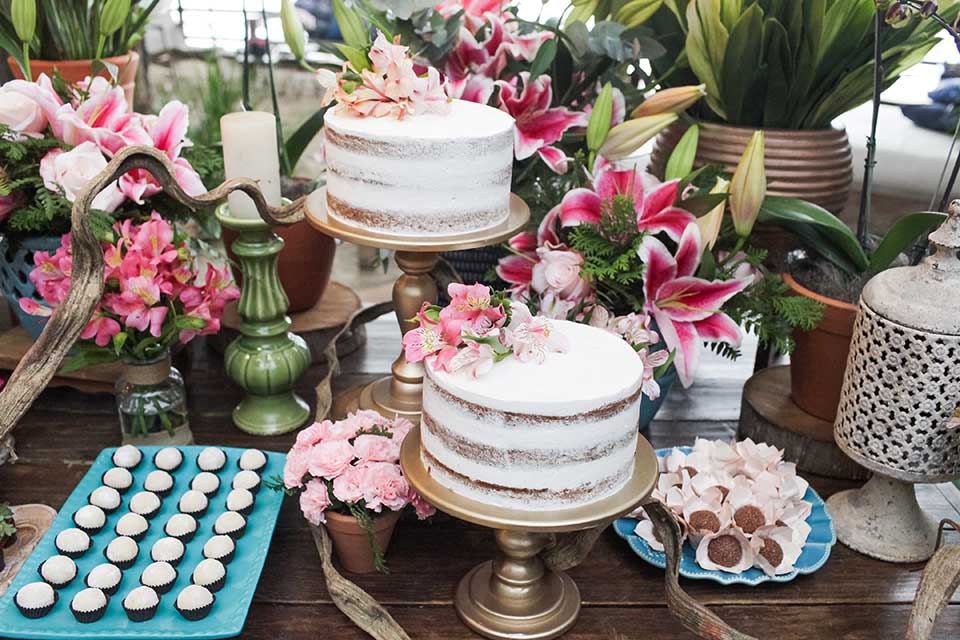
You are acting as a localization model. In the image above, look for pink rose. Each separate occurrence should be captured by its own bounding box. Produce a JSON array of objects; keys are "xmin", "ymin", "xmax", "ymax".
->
[
  {"xmin": 532, "ymin": 247, "xmax": 589, "ymax": 301},
  {"xmin": 39, "ymin": 142, "xmax": 125, "ymax": 212},
  {"xmin": 307, "ymin": 439, "xmax": 356, "ymax": 480},
  {"xmin": 353, "ymin": 434, "xmax": 401, "ymax": 463},
  {"xmin": 283, "ymin": 448, "xmax": 310, "ymax": 489},
  {"xmin": 361, "ymin": 462, "xmax": 410, "ymax": 513},
  {"xmin": 0, "ymin": 74, "xmax": 62, "ymax": 137},
  {"xmin": 0, "ymin": 89, "xmax": 47, "ymax": 137},
  {"xmin": 299, "ymin": 479, "xmax": 332, "ymax": 526},
  {"xmin": 332, "ymin": 463, "xmax": 364, "ymax": 504}
]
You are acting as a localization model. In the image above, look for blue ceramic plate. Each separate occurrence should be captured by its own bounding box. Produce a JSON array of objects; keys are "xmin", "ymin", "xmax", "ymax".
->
[
  {"xmin": 0, "ymin": 446, "xmax": 286, "ymax": 639},
  {"xmin": 613, "ymin": 446, "xmax": 836, "ymax": 586}
]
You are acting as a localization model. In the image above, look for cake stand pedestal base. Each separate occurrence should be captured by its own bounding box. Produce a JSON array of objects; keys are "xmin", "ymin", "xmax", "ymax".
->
[
  {"xmin": 827, "ymin": 474, "xmax": 938, "ymax": 563},
  {"xmin": 455, "ymin": 532, "xmax": 580, "ymax": 640},
  {"xmin": 401, "ymin": 426, "xmax": 659, "ymax": 640}
]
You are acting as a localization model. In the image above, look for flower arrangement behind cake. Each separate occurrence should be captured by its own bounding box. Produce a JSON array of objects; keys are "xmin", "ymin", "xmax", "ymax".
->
[
  {"xmin": 276, "ymin": 410, "xmax": 434, "ymax": 573},
  {"xmin": 19, "ymin": 214, "xmax": 239, "ymax": 444},
  {"xmin": 631, "ymin": 438, "xmax": 814, "ymax": 576}
]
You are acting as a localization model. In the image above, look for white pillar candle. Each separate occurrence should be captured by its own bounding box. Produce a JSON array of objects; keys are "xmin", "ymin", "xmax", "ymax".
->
[{"xmin": 220, "ymin": 111, "xmax": 283, "ymax": 219}]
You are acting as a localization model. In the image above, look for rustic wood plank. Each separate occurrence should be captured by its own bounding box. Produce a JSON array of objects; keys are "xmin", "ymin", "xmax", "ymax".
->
[{"xmin": 241, "ymin": 603, "xmax": 960, "ymax": 640}]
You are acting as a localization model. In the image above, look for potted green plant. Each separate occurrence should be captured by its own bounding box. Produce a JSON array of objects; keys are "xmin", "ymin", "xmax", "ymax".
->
[
  {"xmin": 0, "ymin": 501, "xmax": 17, "ymax": 561},
  {"xmin": 625, "ymin": 0, "xmax": 960, "ymax": 214},
  {"xmin": 0, "ymin": 0, "xmax": 160, "ymax": 104}
]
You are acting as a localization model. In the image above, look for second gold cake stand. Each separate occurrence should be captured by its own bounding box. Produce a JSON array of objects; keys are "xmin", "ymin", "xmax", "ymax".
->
[
  {"xmin": 304, "ymin": 188, "xmax": 530, "ymax": 420},
  {"xmin": 401, "ymin": 427, "xmax": 659, "ymax": 639}
]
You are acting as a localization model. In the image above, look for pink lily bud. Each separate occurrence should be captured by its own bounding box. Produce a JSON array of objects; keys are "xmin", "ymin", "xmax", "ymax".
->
[
  {"xmin": 630, "ymin": 84, "xmax": 706, "ymax": 119},
  {"xmin": 730, "ymin": 131, "xmax": 765, "ymax": 238},
  {"xmin": 599, "ymin": 112, "xmax": 677, "ymax": 161}
]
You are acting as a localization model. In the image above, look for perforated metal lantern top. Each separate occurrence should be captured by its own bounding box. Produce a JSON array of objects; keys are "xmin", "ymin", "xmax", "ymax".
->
[{"xmin": 834, "ymin": 203, "xmax": 960, "ymax": 483}]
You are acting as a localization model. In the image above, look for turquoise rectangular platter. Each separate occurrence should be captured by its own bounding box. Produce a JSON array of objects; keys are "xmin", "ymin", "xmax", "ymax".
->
[{"xmin": 0, "ymin": 445, "xmax": 287, "ymax": 639}]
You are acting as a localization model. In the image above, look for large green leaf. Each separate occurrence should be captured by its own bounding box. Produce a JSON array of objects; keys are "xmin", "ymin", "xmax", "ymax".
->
[
  {"xmin": 762, "ymin": 18, "xmax": 791, "ymax": 127},
  {"xmin": 868, "ymin": 211, "xmax": 945, "ymax": 273},
  {"xmin": 285, "ymin": 108, "xmax": 328, "ymax": 173},
  {"xmin": 685, "ymin": 0, "xmax": 728, "ymax": 118},
  {"xmin": 720, "ymin": 3, "xmax": 763, "ymax": 125},
  {"xmin": 759, "ymin": 195, "xmax": 869, "ymax": 273},
  {"xmin": 665, "ymin": 124, "xmax": 699, "ymax": 180},
  {"xmin": 529, "ymin": 37, "xmax": 557, "ymax": 78}
]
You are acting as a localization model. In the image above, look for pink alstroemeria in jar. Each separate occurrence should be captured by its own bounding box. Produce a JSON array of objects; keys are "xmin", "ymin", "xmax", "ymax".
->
[
  {"xmin": 560, "ymin": 163, "xmax": 694, "ymax": 241},
  {"xmin": 496, "ymin": 72, "xmax": 588, "ymax": 174},
  {"xmin": 638, "ymin": 225, "xmax": 751, "ymax": 387}
]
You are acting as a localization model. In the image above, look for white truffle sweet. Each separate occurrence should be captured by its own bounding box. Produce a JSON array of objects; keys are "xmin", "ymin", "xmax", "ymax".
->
[
  {"xmin": 55, "ymin": 528, "xmax": 90, "ymax": 554},
  {"xmin": 176, "ymin": 584, "xmax": 213, "ymax": 609},
  {"xmin": 239, "ymin": 449, "xmax": 267, "ymax": 471},
  {"xmin": 231, "ymin": 470, "xmax": 260, "ymax": 492},
  {"xmin": 213, "ymin": 511, "xmax": 246, "ymax": 536},
  {"xmin": 105, "ymin": 536, "xmax": 139, "ymax": 562},
  {"xmin": 85, "ymin": 563, "xmax": 122, "ymax": 591},
  {"xmin": 226, "ymin": 488, "xmax": 254, "ymax": 512},
  {"xmin": 143, "ymin": 470, "xmax": 174, "ymax": 493},
  {"xmin": 123, "ymin": 585, "xmax": 159, "ymax": 610},
  {"xmin": 178, "ymin": 490, "xmax": 209, "ymax": 514},
  {"xmin": 115, "ymin": 512, "xmax": 149, "ymax": 538},
  {"xmin": 197, "ymin": 447, "xmax": 226, "ymax": 472},
  {"xmin": 89, "ymin": 486, "xmax": 122, "ymax": 510},
  {"xmin": 154, "ymin": 447, "xmax": 183, "ymax": 471},
  {"xmin": 202, "ymin": 535, "xmax": 235, "ymax": 560},
  {"xmin": 164, "ymin": 513, "xmax": 197, "ymax": 538},
  {"xmin": 191, "ymin": 559, "xmax": 226, "ymax": 587},
  {"xmin": 102, "ymin": 467, "xmax": 133, "ymax": 491},
  {"xmin": 71, "ymin": 587, "xmax": 107, "ymax": 612},
  {"xmin": 16, "ymin": 582, "xmax": 55, "ymax": 608},
  {"xmin": 129, "ymin": 491, "xmax": 161, "ymax": 516},
  {"xmin": 73, "ymin": 505, "xmax": 106, "ymax": 530},
  {"xmin": 150, "ymin": 537, "xmax": 185, "ymax": 563},
  {"xmin": 112, "ymin": 445, "xmax": 142, "ymax": 468},
  {"xmin": 140, "ymin": 561, "xmax": 177, "ymax": 587},
  {"xmin": 191, "ymin": 472, "xmax": 221, "ymax": 495},
  {"xmin": 40, "ymin": 555, "xmax": 77, "ymax": 585}
]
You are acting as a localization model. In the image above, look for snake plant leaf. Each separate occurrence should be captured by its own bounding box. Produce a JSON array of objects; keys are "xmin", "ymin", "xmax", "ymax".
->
[
  {"xmin": 759, "ymin": 196, "xmax": 870, "ymax": 273},
  {"xmin": 685, "ymin": 0, "xmax": 728, "ymax": 119},
  {"xmin": 615, "ymin": 0, "xmax": 665, "ymax": 28},
  {"xmin": 762, "ymin": 18, "xmax": 791, "ymax": 128},
  {"xmin": 718, "ymin": 0, "xmax": 742, "ymax": 31},
  {"xmin": 665, "ymin": 124, "xmax": 699, "ymax": 181},
  {"xmin": 720, "ymin": 3, "xmax": 762, "ymax": 125},
  {"xmin": 868, "ymin": 211, "xmax": 946, "ymax": 273}
]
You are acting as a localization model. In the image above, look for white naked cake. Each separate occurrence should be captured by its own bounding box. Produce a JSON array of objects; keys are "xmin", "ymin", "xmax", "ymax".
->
[
  {"xmin": 421, "ymin": 321, "xmax": 645, "ymax": 510},
  {"xmin": 323, "ymin": 99, "xmax": 514, "ymax": 236}
]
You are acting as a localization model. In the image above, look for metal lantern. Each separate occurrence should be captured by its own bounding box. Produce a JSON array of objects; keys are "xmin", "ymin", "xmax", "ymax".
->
[{"xmin": 828, "ymin": 202, "xmax": 960, "ymax": 563}]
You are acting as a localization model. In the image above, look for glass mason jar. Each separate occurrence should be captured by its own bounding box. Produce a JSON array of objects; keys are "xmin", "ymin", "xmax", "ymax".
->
[{"xmin": 115, "ymin": 351, "xmax": 193, "ymax": 445}]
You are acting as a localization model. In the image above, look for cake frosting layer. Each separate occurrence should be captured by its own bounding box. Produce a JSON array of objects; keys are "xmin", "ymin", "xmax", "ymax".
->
[
  {"xmin": 421, "ymin": 320, "xmax": 645, "ymax": 510},
  {"xmin": 323, "ymin": 100, "xmax": 514, "ymax": 236}
]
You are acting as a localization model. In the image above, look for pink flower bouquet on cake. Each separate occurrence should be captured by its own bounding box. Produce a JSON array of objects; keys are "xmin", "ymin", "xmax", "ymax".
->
[{"xmin": 276, "ymin": 410, "xmax": 435, "ymax": 572}]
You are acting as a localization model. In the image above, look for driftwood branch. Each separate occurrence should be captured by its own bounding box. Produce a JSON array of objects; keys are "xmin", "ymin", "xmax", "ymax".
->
[
  {"xmin": 907, "ymin": 519, "xmax": 960, "ymax": 640},
  {"xmin": 0, "ymin": 145, "xmax": 306, "ymax": 444}
]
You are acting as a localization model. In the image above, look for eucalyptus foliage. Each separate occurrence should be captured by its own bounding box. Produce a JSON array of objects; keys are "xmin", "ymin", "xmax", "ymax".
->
[{"xmin": 640, "ymin": 0, "xmax": 959, "ymax": 129}]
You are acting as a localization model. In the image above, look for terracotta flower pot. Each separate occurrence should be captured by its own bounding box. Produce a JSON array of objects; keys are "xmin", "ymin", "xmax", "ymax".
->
[
  {"xmin": 783, "ymin": 273, "xmax": 858, "ymax": 422},
  {"xmin": 324, "ymin": 510, "xmax": 401, "ymax": 574},
  {"xmin": 222, "ymin": 220, "xmax": 336, "ymax": 313},
  {"xmin": 650, "ymin": 121, "xmax": 853, "ymax": 215},
  {"xmin": 8, "ymin": 52, "xmax": 140, "ymax": 105}
]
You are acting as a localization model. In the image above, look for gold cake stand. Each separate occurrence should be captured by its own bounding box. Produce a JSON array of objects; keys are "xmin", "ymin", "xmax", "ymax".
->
[
  {"xmin": 400, "ymin": 427, "xmax": 659, "ymax": 639},
  {"xmin": 304, "ymin": 188, "xmax": 530, "ymax": 420}
]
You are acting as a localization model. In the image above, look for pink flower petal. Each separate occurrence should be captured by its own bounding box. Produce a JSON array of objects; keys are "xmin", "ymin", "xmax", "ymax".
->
[
  {"xmin": 537, "ymin": 205, "xmax": 562, "ymax": 246},
  {"xmin": 637, "ymin": 206, "xmax": 696, "ymax": 242},
  {"xmin": 496, "ymin": 254, "xmax": 535, "ymax": 286},
  {"xmin": 596, "ymin": 167, "xmax": 644, "ymax": 204},
  {"xmin": 637, "ymin": 235, "xmax": 678, "ymax": 307},
  {"xmin": 641, "ymin": 179, "xmax": 680, "ymax": 219},
  {"xmin": 559, "ymin": 188, "xmax": 602, "ymax": 227},
  {"xmin": 537, "ymin": 145, "xmax": 569, "ymax": 174},
  {"xmin": 674, "ymin": 224, "xmax": 703, "ymax": 278},
  {"xmin": 508, "ymin": 232, "xmax": 537, "ymax": 253},
  {"xmin": 694, "ymin": 312, "xmax": 743, "ymax": 346},
  {"xmin": 653, "ymin": 276, "xmax": 749, "ymax": 322},
  {"xmin": 653, "ymin": 308, "xmax": 699, "ymax": 388}
]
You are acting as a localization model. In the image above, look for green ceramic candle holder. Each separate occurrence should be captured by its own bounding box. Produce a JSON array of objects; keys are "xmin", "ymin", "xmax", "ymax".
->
[{"xmin": 215, "ymin": 203, "xmax": 311, "ymax": 435}]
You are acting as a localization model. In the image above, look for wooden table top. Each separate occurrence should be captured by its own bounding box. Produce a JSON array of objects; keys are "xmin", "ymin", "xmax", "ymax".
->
[{"xmin": 2, "ymin": 317, "xmax": 959, "ymax": 639}]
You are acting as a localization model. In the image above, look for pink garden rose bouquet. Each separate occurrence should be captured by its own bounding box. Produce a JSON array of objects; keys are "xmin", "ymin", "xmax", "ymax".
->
[
  {"xmin": 279, "ymin": 410, "xmax": 434, "ymax": 571},
  {"xmin": 19, "ymin": 212, "xmax": 239, "ymax": 365},
  {"xmin": 0, "ymin": 73, "xmax": 207, "ymax": 235}
]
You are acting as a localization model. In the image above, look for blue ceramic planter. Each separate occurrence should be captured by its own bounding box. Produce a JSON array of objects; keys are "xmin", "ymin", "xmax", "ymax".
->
[
  {"xmin": 0, "ymin": 235, "xmax": 61, "ymax": 339},
  {"xmin": 638, "ymin": 364, "xmax": 678, "ymax": 429}
]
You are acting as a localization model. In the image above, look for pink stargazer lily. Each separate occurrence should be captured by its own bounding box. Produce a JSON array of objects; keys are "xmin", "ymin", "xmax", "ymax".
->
[
  {"xmin": 638, "ymin": 225, "xmax": 750, "ymax": 387},
  {"xmin": 560, "ymin": 164, "xmax": 695, "ymax": 240},
  {"xmin": 495, "ymin": 72, "xmax": 588, "ymax": 174},
  {"xmin": 58, "ymin": 77, "xmax": 152, "ymax": 155}
]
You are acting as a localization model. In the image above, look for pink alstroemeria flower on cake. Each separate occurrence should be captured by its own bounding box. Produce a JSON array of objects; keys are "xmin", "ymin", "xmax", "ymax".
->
[
  {"xmin": 440, "ymin": 282, "xmax": 506, "ymax": 333},
  {"xmin": 638, "ymin": 225, "xmax": 751, "ymax": 387},
  {"xmin": 496, "ymin": 72, "xmax": 588, "ymax": 174},
  {"xmin": 560, "ymin": 163, "xmax": 695, "ymax": 240},
  {"xmin": 401, "ymin": 302, "xmax": 463, "ymax": 367}
]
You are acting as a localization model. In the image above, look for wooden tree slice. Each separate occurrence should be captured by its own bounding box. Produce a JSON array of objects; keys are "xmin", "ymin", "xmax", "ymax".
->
[
  {"xmin": 738, "ymin": 366, "xmax": 868, "ymax": 480},
  {"xmin": 0, "ymin": 504, "xmax": 58, "ymax": 596}
]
